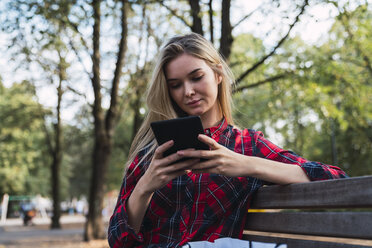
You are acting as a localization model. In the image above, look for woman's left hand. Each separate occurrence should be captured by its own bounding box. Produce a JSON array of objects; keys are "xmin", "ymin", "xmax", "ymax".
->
[{"xmin": 177, "ymin": 134, "xmax": 251, "ymax": 177}]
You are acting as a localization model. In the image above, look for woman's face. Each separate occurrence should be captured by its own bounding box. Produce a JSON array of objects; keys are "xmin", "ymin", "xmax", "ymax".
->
[{"xmin": 165, "ymin": 53, "xmax": 222, "ymax": 127}]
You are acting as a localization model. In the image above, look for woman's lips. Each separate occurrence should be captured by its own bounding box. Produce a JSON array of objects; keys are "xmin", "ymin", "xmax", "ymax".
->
[{"xmin": 186, "ymin": 99, "xmax": 201, "ymax": 106}]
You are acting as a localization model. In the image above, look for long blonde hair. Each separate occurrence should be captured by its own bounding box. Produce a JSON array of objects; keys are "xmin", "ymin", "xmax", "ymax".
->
[{"xmin": 125, "ymin": 33, "xmax": 235, "ymax": 172}]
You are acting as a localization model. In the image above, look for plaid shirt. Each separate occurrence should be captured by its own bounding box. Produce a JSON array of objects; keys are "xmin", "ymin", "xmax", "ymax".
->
[{"xmin": 108, "ymin": 118, "xmax": 347, "ymax": 248}]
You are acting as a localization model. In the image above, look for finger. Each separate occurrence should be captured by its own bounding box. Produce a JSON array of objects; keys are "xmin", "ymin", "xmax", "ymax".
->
[
  {"xmin": 167, "ymin": 169, "xmax": 190, "ymax": 181},
  {"xmin": 177, "ymin": 149, "xmax": 215, "ymax": 160},
  {"xmin": 162, "ymin": 159, "xmax": 199, "ymax": 181},
  {"xmin": 161, "ymin": 151, "xmax": 185, "ymax": 166},
  {"xmin": 153, "ymin": 140, "xmax": 174, "ymax": 159},
  {"xmin": 164, "ymin": 158, "xmax": 200, "ymax": 173},
  {"xmin": 192, "ymin": 169, "xmax": 216, "ymax": 174},
  {"xmin": 198, "ymin": 134, "xmax": 220, "ymax": 149},
  {"xmin": 189, "ymin": 159, "xmax": 216, "ymax": 171}
]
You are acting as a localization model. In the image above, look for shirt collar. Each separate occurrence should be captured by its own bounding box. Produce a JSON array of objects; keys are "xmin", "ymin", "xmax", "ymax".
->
[{"xmin": 204, "ymin": 117, "xmax": 228, "ymax": 139}]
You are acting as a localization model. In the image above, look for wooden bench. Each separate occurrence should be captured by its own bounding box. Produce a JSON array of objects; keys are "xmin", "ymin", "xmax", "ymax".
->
[{"xmin": 243, "ymin": 176, "xmax": 372, "ymax": 248}]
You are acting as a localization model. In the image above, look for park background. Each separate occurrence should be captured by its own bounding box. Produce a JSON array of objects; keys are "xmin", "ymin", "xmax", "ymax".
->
[{"xmin": 0, "ymin": 0, "xmax": 371, "ymax": 247}]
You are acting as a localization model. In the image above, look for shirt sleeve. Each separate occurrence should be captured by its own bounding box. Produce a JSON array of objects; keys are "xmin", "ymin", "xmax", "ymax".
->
[
  {"xmin": 107, "ymin": 154, "xmax": 148, "ymax": 247},
  {"xmin": 252, "ymin": 130, "xmax": 348, "ymax": 181}
]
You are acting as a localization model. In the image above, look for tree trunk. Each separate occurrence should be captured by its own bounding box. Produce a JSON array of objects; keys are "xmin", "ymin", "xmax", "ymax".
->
[
  {"xmin": 131, "ymin": 83, "xmax": 144, "ymax": 142},
  {"xmin": 85, "ymin": 132, "xmax": 111, "ymax": 240},
  {"xmin": 51, "ymin": 63, "xmax": 64, "ymax": 229},
  {"xmin": 330, "ymin": 119, "xmax": 338, "ymax": 166},
  {"xmin": 51, "ymin": 52, "xmax": 66, "ymax": 229},
  {"xmin": 85, "ymin": 0, "xmax": 128, "ymax": 240},
  {"xmin": 85, "ymin": 0, "xmax": 104, "ymax": 240},
  {"xmin": 208, "ymin": 0, "xmax": 214, "ymax": 44},
  {"xmin": 188, "ymin": 0, "xmax": 203, "ymax": 35},
  {"xmin": 219, "ymin": 0, "xmax": 233, "ymax": 60}
]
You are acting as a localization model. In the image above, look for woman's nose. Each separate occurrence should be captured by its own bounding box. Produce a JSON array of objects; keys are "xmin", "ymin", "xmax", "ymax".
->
[{"xmin": 185, "ymin": 82, "xmax": 195, "ymax": 97}]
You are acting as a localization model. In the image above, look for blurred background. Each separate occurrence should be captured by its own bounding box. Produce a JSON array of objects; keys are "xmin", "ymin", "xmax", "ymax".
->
[{"xmin": 0, "ymin": 0, "xmax": 371, "ymax": 247}]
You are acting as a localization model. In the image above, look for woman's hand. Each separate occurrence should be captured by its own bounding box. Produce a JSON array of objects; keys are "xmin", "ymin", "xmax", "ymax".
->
[
  {"xmin": 138, "ymin": 140, "xmax": 200, "ymax": 195},
  {"xmin": 177, "ymin": 134, "xmax": 310, "ymax": 184},
  {"xmin": 177, "ymin": 134, "xmax": 251, "ymax": 177},
  {"xmin": 128, "ymin": 140, "xmax": 199, "ymax": 234}
]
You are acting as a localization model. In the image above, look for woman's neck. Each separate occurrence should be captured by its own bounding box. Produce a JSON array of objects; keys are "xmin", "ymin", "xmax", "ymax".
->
[{"xmin": 200, "ymin": 110, "xmax": 223, "ymax": 129}]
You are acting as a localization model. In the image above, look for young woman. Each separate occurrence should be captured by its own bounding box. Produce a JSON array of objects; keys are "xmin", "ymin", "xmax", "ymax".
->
[{"xmin": 108, "ymin": 33, "xmax": 347, "ymax": 248}]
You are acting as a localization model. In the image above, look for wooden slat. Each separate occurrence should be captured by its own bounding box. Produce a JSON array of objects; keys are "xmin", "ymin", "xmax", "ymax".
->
[
  {"xmin": 250, "ymin": 176, "xmax": 372, "ymax": 209},
  {"xmin": 245, "ymin": 212, "xmax": 372, "ymax": 239},
  {"xmin": 243, "ymin": 231, "xmax": 372, "ymax": 248}
]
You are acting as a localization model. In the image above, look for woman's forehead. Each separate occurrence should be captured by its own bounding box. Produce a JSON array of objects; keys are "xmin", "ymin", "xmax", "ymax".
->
[{"xmin": 165, "ymin": 54, "xmax": 211, "ymax": 78}]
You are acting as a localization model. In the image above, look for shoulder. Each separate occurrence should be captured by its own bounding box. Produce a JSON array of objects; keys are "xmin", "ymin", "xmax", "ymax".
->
[
  {"xmin": 223, "ymin": 125, "xmax": 265, "ymax": 155},
  {"xmin": 229, "ymin": 124, "xmax": 264, "ymax": 139}
]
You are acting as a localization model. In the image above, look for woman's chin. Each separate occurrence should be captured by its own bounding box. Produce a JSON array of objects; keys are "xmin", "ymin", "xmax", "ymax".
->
[{"xmin": 185, "ymin": 109, "xmax": 205, "ymax": 117}]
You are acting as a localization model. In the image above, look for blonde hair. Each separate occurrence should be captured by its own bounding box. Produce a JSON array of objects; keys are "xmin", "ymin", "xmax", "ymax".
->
[{"xmin": 125, "ymin": 33, "xmax": 235, "ymax": 173}]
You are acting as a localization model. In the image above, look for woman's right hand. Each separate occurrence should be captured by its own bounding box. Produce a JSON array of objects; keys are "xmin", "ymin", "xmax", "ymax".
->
[
  {"xmin": 127, "ymin": 140, "xmax": 199, "ymax": 233},
  {"xmin": 137, "ymin": 140, "xmax": 199, "ymax": 195}
]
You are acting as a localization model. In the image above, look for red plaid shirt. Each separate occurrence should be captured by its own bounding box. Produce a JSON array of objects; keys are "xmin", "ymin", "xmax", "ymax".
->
[{"xmin": 108, "ymin": 119, "xmax": 347, "ymax": 247}]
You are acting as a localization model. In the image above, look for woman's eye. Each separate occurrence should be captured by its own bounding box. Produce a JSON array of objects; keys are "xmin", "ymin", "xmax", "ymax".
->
[
  {"xmin": 169, "ymin": 83, "xmax": 181, "ymax": 89},
  {"xmin": 192, "ymin": 75, "xmax": 203, "ymax": 81}
]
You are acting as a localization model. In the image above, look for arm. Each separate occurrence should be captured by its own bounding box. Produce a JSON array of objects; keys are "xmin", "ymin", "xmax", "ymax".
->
[
  {"xmin": 108, "ymin": 141, "xmax": 199, "ymax": 247},
  {"xmin": 178, "ymin": 134, "xmax": 310, "ymax": 184},
  {"xmin": 252, "ymin": 131, "xmax": 348, "ymax": 181},
  {"xmin": 107, "ymin": 155, "xmax": 146, "ymax": 248},
  {"xmin": 243, "ymin": 155, "xmax": 311, "ymax": 184},
  {"xmin": 179, "ymin": 132, "xmax": 347, "ymax": 184},
  {"xmin": 127, "ymin": 140, "xmax": 199, "ymax": 233}
]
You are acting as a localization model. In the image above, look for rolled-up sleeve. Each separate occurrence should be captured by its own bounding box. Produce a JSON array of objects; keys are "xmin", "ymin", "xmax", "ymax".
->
[{"xmin": 252, "ymin": 130, "xmax": 348, "ymax": 181}]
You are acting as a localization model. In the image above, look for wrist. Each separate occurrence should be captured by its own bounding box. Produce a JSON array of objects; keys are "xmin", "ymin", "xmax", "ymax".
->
[
  {"xmin": 136, "ymin": 177, "xmax": 155, "ymax": 198},
  {"xmin": 242, "ymin": 155, "xmax": 259, "ymax": 177}
]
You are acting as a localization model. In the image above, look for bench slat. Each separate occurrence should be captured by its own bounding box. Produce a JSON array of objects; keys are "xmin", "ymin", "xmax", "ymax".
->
[
  {"xmin": 245, "ymin": 212, "xmax": 372, "ymax": 239},
  {"xmin": 243, "ymin": 233, "xmax": 372, "ymax": 248},
  {"xmin": 250, "ymin": 176, "xmax": 372, "ymax": 209}
]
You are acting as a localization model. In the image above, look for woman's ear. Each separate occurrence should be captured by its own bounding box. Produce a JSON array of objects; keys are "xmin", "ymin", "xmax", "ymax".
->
[
  {"xmin": 216, "ymin": 64, "xmax": 223, "ymax": 84},
  {"xmin": 217, "ymin": 74, "xmax": 222, "ymax": 84}
]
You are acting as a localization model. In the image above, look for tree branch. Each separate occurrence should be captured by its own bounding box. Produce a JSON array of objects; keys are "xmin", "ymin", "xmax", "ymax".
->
[
  {"xmin": 235, "ymin": 0, "xmax": 309, "ymax": 85},
  {"xmin": 232, "ymin": 5, "xmax": 260, "ymax": 30},
  {"xmin": 233, "ymin": 73, "xmax": 291, "ymax": 93},
  {"xmin": 68, "ymin": 40, "xmax": 93, "ymax": 80},
  {"xmin": 105, "ymin": 0, "xmax": 128, "ymax": 136},
  {"xmin": 66, "ymin": 21, "xmax": 90, "ymax": 53},
  {"xmin": 66, "ymin": 85, "xmax": 87, "ymax": 100},
  {"xmin": 159, "ymin": 1, "xmax": 192, "ymax": 28}
]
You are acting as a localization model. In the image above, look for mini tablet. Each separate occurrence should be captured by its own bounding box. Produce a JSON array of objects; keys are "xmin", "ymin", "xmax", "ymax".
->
[{"xmin": 150, "ymin": 116, "xmax": 209, "ymax": 158}]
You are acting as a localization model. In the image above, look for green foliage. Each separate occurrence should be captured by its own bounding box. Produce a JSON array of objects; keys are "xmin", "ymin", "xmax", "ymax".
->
[
  {"xmin": 0, "ymin": 81, "xmax": 50, "ymax": 195},
  {"xmin": 64, "ymin": 122, "xmax": 93, "ymax": 198},
  {"xmin": 107, "ymin": 114, "xmax": 134, "ymax": 192},
  {"xmin": 1, "ymin": 1, "xmax": 371, "ymax": 204},
  {"xmin": 231, "ymin": 3, "xmax": 372, "ymax": 176}
]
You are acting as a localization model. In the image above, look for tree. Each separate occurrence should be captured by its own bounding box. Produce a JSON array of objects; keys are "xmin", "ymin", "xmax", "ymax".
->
[
  {"xmin": 0, "ymin": 0, "xmax": 76, "ymax": 228},
  {"xmin": 231, "ymin": 2, "xmax": 371, "ymax": 177},
  {"xmin": 158, "ymin": 0, "xmax": 309, "ymax": 85},
  {"xmin": 0, "ymin": 81, "xmax": 50, "ymax": 196},
  {"xmin": 84, "ymin": 0, "xmax": 129, "ymax": 240}
]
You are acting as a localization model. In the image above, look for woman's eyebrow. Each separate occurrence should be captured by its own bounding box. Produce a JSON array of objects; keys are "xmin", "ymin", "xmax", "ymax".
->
[{"xmin": 167, "ymin": 68, "xmax": 202, "ymax": 82}]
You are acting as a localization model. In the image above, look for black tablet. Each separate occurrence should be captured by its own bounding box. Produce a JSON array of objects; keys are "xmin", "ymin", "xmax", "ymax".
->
[{"xmin": 150, "ymin": 116, "xmax": 210, "ymax": 158}]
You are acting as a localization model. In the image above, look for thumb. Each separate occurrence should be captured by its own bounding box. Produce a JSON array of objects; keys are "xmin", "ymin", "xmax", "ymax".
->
[{"xmin": 198, "ymin": 134, "xmax": 220, "ymax": 150}]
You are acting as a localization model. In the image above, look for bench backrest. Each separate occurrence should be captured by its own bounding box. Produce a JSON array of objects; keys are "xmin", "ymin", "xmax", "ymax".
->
[{"xmin": 243, "ymin": 176, "xmax": 372, "ymax": 248}]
